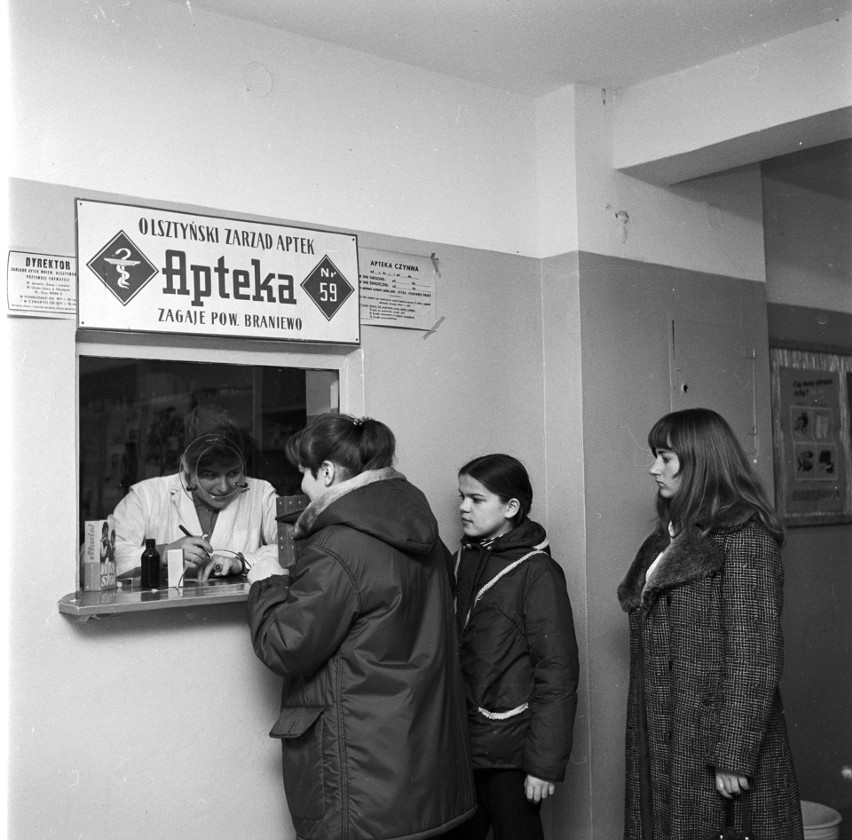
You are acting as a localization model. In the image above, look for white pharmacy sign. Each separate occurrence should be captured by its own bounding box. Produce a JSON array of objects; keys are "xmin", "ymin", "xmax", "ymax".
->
[{"xmin": 76, "ymin": 199, "xmax": 360, "ymax": 344}]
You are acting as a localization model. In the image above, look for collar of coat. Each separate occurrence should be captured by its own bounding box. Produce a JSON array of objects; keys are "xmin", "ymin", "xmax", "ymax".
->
[
  {"xmin": 293, "ymin": 467, "xmax": 405, "ymax": 538},
  {"xmin": 617, "ymin": 526, "xmax": 725, "ymax": 612},
  {"xmin": 460, "ymin": 517, "xmax": 549, "ymax": 557}
]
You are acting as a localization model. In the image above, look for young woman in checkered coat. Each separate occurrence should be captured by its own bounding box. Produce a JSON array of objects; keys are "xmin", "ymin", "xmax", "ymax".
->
[{"xmin": 618, "ymin": 408, "xmax": 804, "ymax": 840}]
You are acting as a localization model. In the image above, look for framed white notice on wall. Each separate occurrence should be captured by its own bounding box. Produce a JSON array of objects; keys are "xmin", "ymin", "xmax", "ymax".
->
[{"xmin": 359, "ymin": 248, "xmax": 438, "ymax": 330}]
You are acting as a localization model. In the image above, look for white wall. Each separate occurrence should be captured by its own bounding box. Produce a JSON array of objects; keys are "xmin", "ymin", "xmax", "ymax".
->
[
  {"xmin": 531, "ymin": 82, "xmax": 769, "ymax": 276},
  {"xmin": 573, "ymin": 84, "xmax": 767, "ymax": 281},
  {"xmin": 10, "ymin": 0, "xmax": 803, "ymax": 273},
  {"xmin": 10, "ymin": 0, "xmax": 539, "ymax": 257},
  {"xmin": 535, "ymin": 87, "xmax": 580, "ymax": 256}
]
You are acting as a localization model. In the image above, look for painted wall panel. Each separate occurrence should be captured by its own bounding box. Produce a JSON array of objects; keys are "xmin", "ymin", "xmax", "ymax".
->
[
  {"xmin": 540, "ymin": 251, "xmax": 590, "ymax": 838},
  {"xmin": 6, "ymin": 177, "xmax": 547, "ymax": 840},
  {"xmin": 574, "ymin": 253, "xmax": 773, "ymax": 839},
  {"xmin": 781, "ymin": 524, "xmax": 852, "ymax": 825},
  {"xmin": 764, "ymin": 154, "xmax": 852, "ymax": 824},
  {"xmin": 763, "ymin": 307, "xmax": 852, "ymax": 824},
  {"xmin": 670, "ymin": 318, "xmax": 757, "ymax": 458}
]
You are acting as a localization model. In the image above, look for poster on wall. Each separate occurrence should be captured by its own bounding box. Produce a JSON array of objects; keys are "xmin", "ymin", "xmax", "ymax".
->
[
  {"xmin": 770, "ymin": 348, "xmax": 852, "ymax": 526},
  {"xmin": 76, "ymin": 199, "xmax": 360, "ymax": 344},
  {"xmin": 6, "ymin": 250, "xmax": 77, "ymax": 318},
  {"xmin": 359, "ymin": 248, "xmax": 438, "ymax": 330}
]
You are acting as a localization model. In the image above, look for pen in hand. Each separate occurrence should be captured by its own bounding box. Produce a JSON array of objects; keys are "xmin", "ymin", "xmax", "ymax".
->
[
  {"xmin": 178, "ymin": 526, "xmax": 213, "ymax": 567},
  {"xmin": 179, "ymin": 524, "xmax": 210, "ymax": 542},
  {"xmin": 179, "ymin": 524, "xmax": 207, "ymax": 540}
]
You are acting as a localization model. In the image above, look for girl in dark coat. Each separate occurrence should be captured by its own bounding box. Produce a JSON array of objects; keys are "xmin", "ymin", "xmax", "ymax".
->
[
  {"xmin": 618, "ymin": 408, "xmax": 803, "ymax": 840},
  {"xmin": 446, "ymin": 454, "xmax": 579, "ymax": 840},
  {"xmin": 247, "ymin": 414, "xmax": 475, "ymax": 840}
]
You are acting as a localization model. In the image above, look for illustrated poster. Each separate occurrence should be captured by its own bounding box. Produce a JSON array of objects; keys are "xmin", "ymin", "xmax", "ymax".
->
[{"xmin": 778, "ymin": 367, "xmax": 845, "ymax": 516}]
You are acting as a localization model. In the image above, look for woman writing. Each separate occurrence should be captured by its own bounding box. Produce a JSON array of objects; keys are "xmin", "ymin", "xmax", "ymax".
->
[
  {"xmin": 112, "ymin": 421, "xmax": 278, "ymax": 580},
  {"xmin": 247, "ymin": 414, "xmax": 475, "ymax": 840},
  {"xmin": 618, "ymin": 408, "xmax": 803, "ymax": 839}
]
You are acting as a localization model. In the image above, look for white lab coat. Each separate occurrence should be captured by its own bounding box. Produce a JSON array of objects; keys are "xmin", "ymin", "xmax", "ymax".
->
[{"xmin": 112, "ymin": 473, "xmax": 278, "ymax": 576}]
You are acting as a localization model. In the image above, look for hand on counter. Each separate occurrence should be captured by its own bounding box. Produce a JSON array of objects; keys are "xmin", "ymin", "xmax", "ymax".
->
[{"xmin": 196, "ymin": 551, "xmax": 244, "ymax": 581}]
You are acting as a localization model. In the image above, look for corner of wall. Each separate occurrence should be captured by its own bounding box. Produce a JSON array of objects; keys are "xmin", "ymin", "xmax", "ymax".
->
[{"xmin": 534, "ymin": 86, "xmax": 580, "ymax": 258}]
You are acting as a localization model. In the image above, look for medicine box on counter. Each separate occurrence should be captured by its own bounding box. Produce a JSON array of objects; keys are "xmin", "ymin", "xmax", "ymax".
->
[{"xmin": 81, "ymin": 519, "xmax": 117, "ymax": 592}]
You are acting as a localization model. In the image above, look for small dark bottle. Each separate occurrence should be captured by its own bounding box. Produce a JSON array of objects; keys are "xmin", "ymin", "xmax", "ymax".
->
[{"xmin": 140, "ymin": 539, "xmax": 160, "ymax": 589}]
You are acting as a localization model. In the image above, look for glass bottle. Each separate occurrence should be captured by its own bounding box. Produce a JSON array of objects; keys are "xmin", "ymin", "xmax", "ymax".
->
[{"xmin": 140, "ymin": 539, "xmax": 160, "ymax": 589}]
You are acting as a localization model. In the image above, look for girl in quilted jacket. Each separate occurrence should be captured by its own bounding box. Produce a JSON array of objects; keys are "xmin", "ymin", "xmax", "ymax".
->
[
  {"xmin": 247, "ymin": 414, "xmax": 475, "ymax": 840},
  {"xmin": 445, "ymin": 454, "xmax": 579, "ymax": 840},
  {"xmin": 618, "ymin": 408, "xmax": 803, "ymax": 840}
]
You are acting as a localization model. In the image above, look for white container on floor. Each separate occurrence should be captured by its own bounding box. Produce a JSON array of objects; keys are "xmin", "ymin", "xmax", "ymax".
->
[{"xmin": 801, "ymin": 800, "xmax": 842, "ymax": 840}]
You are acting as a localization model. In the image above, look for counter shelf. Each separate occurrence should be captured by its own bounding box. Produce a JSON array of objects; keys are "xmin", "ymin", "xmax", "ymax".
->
[
  {"xmin": 61, "ymin": 496, "xmax": 306, "ymax": 620},
  {"xmin": 58, "ymin": 575, "xmax": 250, "ymax": 621}
]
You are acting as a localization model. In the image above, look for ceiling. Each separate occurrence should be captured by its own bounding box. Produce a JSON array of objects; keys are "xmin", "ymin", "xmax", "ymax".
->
[
  {"xmin": 175, "ymin": 0, "xmax": 851, "ymax": 96},
  {"xmin": 173, "ymin": 0, "xmax": 851, "ymax": 196}
]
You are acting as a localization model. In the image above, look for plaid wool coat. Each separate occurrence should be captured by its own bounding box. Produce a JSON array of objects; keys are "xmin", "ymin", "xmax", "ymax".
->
[{"xmin": 617, "ymin": 518, "xmax": 804, "ymax": 840}]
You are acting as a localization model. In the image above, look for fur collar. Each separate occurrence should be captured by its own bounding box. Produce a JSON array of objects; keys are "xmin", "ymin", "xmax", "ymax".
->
[
  {"xmin": 294, "ymin": 467, "xmax": 405, "ymax": 538},
  {"xmin": 617, "ymin": 527, "xmax": 724, "ymax": 612}
]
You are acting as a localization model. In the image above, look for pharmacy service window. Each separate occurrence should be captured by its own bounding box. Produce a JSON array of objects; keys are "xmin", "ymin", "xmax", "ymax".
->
[{"xmin": 60, "ymin": 339, "xmax": 362, "ymax": 620}]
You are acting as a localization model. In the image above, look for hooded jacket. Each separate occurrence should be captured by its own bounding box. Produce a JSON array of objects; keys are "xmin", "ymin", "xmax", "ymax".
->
[
  {"xmin": 248, "ymin": 468, "xmax": 476, "ymax": 840},
  {"xmin": 454, "ymin": 518, "xmax": 579, "ymax": 782},
  {"xmin": 617, "ymin": 518, "xmax": 803, "ymax": 840}
]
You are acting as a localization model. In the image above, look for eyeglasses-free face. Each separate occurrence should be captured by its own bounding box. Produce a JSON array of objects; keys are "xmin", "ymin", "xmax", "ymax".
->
[
  {"xmin": 649, "ymin": 447, "xmax": 682, "ymax": 499},
  {"xmin": 191, "ymin": 456, "xmax": 245, "ymax": 509},
  {"xmin": 458, "ymin": 474, "xmax": 518, "ymax": 541}
]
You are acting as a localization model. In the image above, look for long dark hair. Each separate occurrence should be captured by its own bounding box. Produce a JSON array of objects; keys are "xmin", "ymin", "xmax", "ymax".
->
[
  {"xmin": 648, "ymin": 408, "xmax": 783, "ymax": 545},
  {"xmin": 458, "ymin": 453, "xmax": 533, "ymax": 526},
  {"xmin": 285, "ymin": 414, "xmax": 395, "ymax": 480}
]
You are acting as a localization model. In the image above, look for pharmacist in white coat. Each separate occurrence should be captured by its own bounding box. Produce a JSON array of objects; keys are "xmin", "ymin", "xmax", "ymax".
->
[{"xmin": 112, "ymin": 427, "xmax": 278, "ymax": 580}]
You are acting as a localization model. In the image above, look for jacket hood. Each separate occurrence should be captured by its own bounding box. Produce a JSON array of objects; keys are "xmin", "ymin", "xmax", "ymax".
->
[
  {"xmin": 293, "ymin": 467, "xmax": 439, "ymax": 556},
  {"xmin": 617, "ymin": 526, "xmax": 724, "ymax": 612}
]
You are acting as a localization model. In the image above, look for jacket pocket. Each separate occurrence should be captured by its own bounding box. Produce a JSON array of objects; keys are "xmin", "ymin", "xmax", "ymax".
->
[
  {"xmin": 470, "ymin": 705, "xmax": 531, "ymax": 766},
  {"xmin": 269, "ymin": 705, "xmax": 326, "ymax": 820},
  {"xmin": 698, "ymin": 696, "xmax": 720, "ymax": 764}
]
